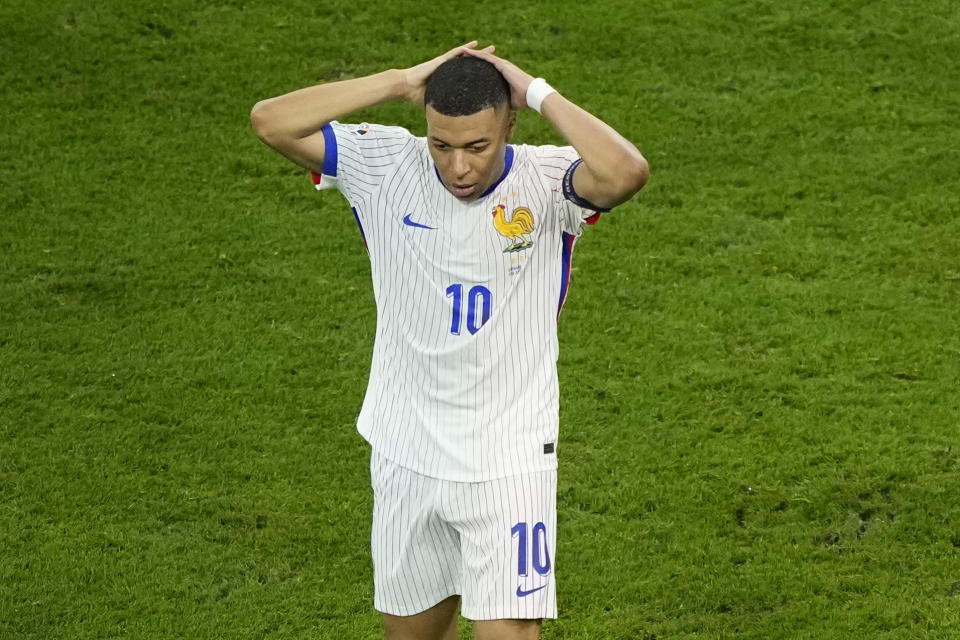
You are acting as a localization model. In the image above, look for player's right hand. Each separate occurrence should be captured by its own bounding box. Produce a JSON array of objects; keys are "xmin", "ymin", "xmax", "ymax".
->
[{"xmin": 400, "ymin": 41, "xmax": 494, "ymax": 105}]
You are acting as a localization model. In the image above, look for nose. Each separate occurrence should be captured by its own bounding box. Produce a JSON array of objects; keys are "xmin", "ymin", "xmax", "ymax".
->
[{"xmin": 451, "ymin": 150, "xmax": 469, "ymax": 179}]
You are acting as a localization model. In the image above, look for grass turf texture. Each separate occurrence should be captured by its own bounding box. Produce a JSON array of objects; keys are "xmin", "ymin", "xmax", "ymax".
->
[{"xmin": 2, "ymin": 0, "xmax": 960, "ymax": 637}]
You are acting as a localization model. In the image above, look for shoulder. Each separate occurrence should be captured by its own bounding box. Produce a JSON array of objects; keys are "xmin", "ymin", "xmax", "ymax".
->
[
  {"xmin": 513, "ymin": 143, "xmax": 579, "ymax": 173},
  {"xmin": 328, "ymin": 121, "xmax": 416, "ymax": 145},
  {"xmin": 330, "ymin": 121, "xmax": 426, "ymax": 171},
  {"xmin": 318, "ymin": 122, "xmax": 425, "ymax": 194},
  {"xmin": 511, "ymin": 143, "xmax": 580, "ymax": 188}
]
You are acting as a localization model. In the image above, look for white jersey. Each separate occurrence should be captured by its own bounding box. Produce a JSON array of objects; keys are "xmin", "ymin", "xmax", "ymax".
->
[{"xmin": 312, "ymin": 121, "xmax": 599, "ymax": 482}]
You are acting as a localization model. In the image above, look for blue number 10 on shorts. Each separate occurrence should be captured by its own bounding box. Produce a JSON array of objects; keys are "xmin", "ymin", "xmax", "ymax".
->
[{"xmin": 370, "ymin": 451, "xmax": 558, "ymax": 620}]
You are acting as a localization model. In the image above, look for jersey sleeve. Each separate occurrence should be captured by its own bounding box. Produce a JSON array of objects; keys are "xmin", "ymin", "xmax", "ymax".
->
[
  {"xmin": 531, "ymin": 145, "xmax": 604, "ymax": 236},
  {"xmin": 310, "ymin": 121, "xmax": 414, "ymax": 204}
]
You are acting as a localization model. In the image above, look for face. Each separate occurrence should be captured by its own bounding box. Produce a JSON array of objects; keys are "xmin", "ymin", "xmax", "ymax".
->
[{"xmin": 425, "ymin": 105, "xmax": 517, "ymax": 202}]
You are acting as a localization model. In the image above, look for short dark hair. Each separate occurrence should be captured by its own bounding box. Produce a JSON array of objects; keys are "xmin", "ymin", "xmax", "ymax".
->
[{"xmin": 424, "ymin": 55, "xmax": 510, "ymax": 116}]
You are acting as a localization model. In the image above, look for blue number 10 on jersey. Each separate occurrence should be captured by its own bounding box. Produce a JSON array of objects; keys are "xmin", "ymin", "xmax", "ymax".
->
[{"xmin": 446, "ymin": 283, "xmax": 492, "ymax": 335}]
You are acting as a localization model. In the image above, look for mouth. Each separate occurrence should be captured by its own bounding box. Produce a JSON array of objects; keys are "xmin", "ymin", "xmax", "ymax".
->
[{"xmin": 450, "ymin": 183, "xmax": 477, "ymax": 199}]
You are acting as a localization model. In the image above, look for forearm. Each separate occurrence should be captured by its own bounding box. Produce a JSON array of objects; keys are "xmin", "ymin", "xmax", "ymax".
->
[
  {"xmin": 540, "ymin": 92, "xmax": 649, "ymax": 209},
  {"xmin": 251, "ymin": 42, "xmax": 479, "ymax": 170},
  {"xmin": 250, "ymin": 69, "xmax": 406, "ymax": 144}
]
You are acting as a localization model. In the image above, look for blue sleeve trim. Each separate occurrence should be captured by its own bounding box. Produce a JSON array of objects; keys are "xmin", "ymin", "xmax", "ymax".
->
[
  {"xmin": 351, "ymin": 206, "xmax": 368, "ymax": 251},
  {"xmin": 562, "ymin": 159, "xmax": 610, "ymax": 212},
  {"xmin": 558, "ymin": 231, "xmax": 575, "ymax": 317},
  {"xmin": 321, "ymin": 123, "xmax": 338, "ymax": 177}
]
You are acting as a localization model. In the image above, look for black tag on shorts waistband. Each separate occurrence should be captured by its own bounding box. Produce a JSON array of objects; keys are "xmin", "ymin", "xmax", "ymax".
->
[{"xmin": 543, "ymin": 442, "xmax": 555, "ymax": 455}]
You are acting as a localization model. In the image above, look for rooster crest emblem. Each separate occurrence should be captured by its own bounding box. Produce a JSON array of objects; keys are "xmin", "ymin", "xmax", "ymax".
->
[{"xmin": 491, "ymin": 204, "xmax": 535, "ymax": 253}]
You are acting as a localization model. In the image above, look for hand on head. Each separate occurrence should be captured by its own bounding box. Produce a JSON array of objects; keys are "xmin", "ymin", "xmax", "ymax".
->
[
  {"xmin": 402, "ymin": 41, "xmax": 496, "ymax": 105},
  {"xmin": 461, "ymin": 46, "xmax": 536, "ymax": 111}
]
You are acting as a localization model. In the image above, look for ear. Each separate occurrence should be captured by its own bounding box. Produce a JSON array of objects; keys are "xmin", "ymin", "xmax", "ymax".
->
[{"xmin": 504, "ymin": 111, "xmax": 517, "ymax": 142}]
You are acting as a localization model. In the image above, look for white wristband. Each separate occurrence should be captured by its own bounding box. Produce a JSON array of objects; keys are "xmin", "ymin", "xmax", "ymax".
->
[{"xmin": 526, "ymin": 77, "xmax": 557, "ymax": 114}]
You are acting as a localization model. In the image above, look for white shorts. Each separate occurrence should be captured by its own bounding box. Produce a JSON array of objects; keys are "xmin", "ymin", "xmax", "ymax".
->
[{"xmin": 370, "ymin": 450, "xmax": 558, "ymax": 620}]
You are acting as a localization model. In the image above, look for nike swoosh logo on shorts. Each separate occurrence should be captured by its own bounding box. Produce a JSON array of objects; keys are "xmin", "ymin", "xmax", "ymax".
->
[
  {"xmin": 402, "ymin": 213, "xmax": 435, "ymax": 230},
  {"xmin": 516, "ymin": 584, "xmax": 547, "ymax": 598}
]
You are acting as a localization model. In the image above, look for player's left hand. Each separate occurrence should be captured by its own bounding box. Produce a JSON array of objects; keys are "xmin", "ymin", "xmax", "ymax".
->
[{"xmin": 462, "ymin": 47, "xmax": 536, "ymax": 111}]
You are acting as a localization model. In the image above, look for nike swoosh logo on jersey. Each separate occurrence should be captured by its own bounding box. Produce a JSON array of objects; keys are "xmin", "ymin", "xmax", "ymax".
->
[
  {"xmin": 402, "ymin": 213, "xmax": 435, "ymax": 230},
  {"xmin": 516, "ymin": 584, "xmax": 547, "ymax": 598}
]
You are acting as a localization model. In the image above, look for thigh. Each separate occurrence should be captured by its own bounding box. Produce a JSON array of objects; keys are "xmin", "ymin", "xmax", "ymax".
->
[
  {"xmin": 445, "ymin": 469, "xmax": 558, "ymax": 621},
  {"xmin": 370, "ymin": 451, "xmax": 462, "ymax": 616},
  {"xmin": 474, "ymin": 618, "xmax": 542, "ymax": 640},
  {"xmin": 383, "ymin": 595, "xmax": 460, "ymax": 640}
]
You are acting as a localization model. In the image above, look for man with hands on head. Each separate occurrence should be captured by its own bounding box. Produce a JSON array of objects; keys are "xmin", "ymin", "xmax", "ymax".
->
[{"xmin": 251, "ymin": 42, "xmax": 648, "ymax": 640}]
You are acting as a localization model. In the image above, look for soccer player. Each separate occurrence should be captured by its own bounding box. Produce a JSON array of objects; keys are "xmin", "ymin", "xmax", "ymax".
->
[{"xmin": 251, "ymin": 41, "xmax": 648, "ymax": 640}]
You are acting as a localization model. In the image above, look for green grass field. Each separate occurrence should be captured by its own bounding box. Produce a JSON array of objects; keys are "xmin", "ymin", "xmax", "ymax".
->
[{"xmin": 3, "ymin": 0, "xmax": 960, "ymax": 637}]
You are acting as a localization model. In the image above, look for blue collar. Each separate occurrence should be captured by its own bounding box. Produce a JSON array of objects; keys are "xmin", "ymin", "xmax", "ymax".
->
[{"xmin": 433, "ymin": 145, "xmax": 515, "ymax": 200}]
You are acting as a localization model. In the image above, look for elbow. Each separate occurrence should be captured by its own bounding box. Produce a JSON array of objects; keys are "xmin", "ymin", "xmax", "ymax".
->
[
  {"xmin": 605, "ymin": 154, "xmax": 649, "ymax": 205},
  {"xmin": 582, "ymin": 153, "xmax": 650, "ymax": 210},
  {"xmin": 624, "ymin": 154, "xmax": 650, "ymax": 196},
  {"xmin": 250, "ymin": 100, "xmax": 277, "ymax": 143}
]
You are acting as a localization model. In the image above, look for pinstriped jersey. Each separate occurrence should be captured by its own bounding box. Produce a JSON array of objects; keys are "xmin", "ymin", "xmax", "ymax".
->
[{"xmin": 312, "ymin": 121, "xmax": 598, "ymax": 482}]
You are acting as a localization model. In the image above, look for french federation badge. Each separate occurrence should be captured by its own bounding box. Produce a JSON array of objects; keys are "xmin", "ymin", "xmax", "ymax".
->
[{"xmin": 491, "ymin": 204, "xmax": 535, "ymax": 253}]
